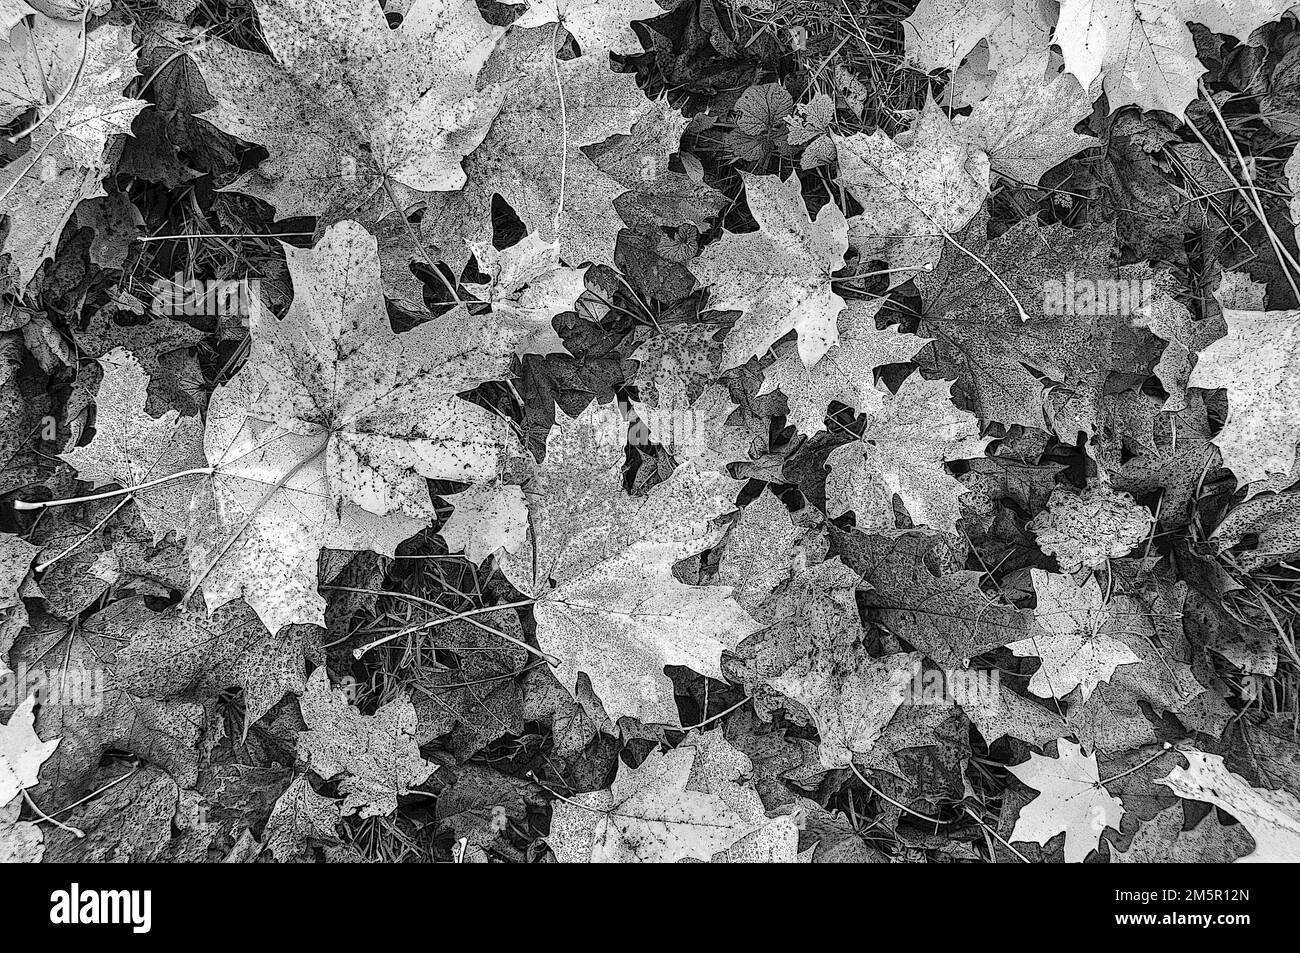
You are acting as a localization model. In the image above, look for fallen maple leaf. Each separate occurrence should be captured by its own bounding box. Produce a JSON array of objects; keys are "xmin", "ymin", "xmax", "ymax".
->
[
  {"xmin": 0, "ymin": 694, "xmax": 57, "ymax": 864},
  {"xmin": 954, "ymin": 51, "xmax": 1097, "ymax": 186},
  {"xmin": 0, "ymin": 17, "xmax": 146, "ymax": 284},
  {"xmin": 500, "ymin": 400, "xmax": 759, "ymax": 726},
  {"xmin": 676, "ymin": 729, "xmax": 800, "ymax": 862},
  {"xmin": 1056, "ymin": 0, "xmax": 1291, "ymax": 118},
  {"xmin": 714, "ymin": 487, "xmax": 810, "ymax": 614},
  {"xmin": 825, "ymin": 375, "xmax": 989, "ymax": 534},
  {"xmin": 917, "ymin": 215, "xmax": 1146, "ymax": 435},
  {"xmin": 546, "ymin": 740, "xmax": 790, "ymax": 862},
  {"xmin": 629, "ymin": 323, "xmax": 761, "ymax": 473},
  {"xmin": 1109, "ymin": 801, "xmax": 1254, "ymax": 863},
  {"xmin": 0, "ymin": 533, "xmax": 39, "ymax": 679},
  {"xmin": 0, "ymin": 793, "xmax": 43, "ymax": 863},
  {"xmin": 515, "ymin": 0, "xmax": 664, "ymax": 55},
  {"xmin": 464, "ymin": 232, "xmax": 589, "ymax": 357},
  {"xmin": 1009, "ymin": 569, "xmax": 1143, "ymax": 702},
  {"xmin": 297, "ymin": 667, "xmax": 436, "ymax": 819},
  {"xmin": 420, "ymin": 25, "xmax": 661, "ymax": 270},
  {"xmin": 1159, "ymin": 747, "xmax": 1300, "ymax": 862},
  {"xmin": 902, "ymin": 0, "xmax": 1055, "ymax": 73},
  {"xmin": 439, "ymin": 481, "xmax": 529, "ymax": 566},
  {"xmin": 15, "ymin": 619, "xmax": 203, "ymax": 806},
  {"xmin": 1008, "ymin": 739, "xmax": 1124, "ymax": 863},
  {"xmin": 758, "ymin": 298, "xmax": 929, "ymax": 437},
  {"xmin": 1187, "ymin": 303, "xmax": 1300, "ymax": 489},
  {"xmin": 100, "ymin": 595, "xmax": 316, "ymax": 728},
  {"xmin": 61, "ymin": 348, "xmax": 207, "ymax": 543},
  {"xmin": 191, "ymin": 0, "xmax": 504, "ymax": 221},
  {"xmin": 771, "ymin": 649, "xmax": 923, "ymax": 769},
  {"xmin": 1028, "ymin": 483, "xmax": 1154, "ymax": 573},
  {"xmin": 835, "ymin": 100, "xmax": 990, "ymax": 282},
  {"xmin": 189, "ymin": 219, "xmax": 527, "ymax": 632},
  {"xmin": 691, "ymin": 171, "xmax": 848, "ymax": 369},
  {"xmin": 0, "ymin": 693, "xmax": 59, "ymax": 807},
  {"xmin": 839, "ymin": 528, "xmax": 1032, "ymax": 665},
  {"xmin": 263, "ymin": 775, "xmax": 341, "ymax": 861}
]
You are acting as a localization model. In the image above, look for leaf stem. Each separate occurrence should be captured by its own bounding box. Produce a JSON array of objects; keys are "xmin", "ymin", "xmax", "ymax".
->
[
  {"xmin": 550, "ymin": 21, "xmax": 568, "ymax": 240},
  {"xmin": 23, "ymin": 789, "xmax": 84, "ymax": 839},
  {"xmin": 351, "ymin": 598, "xmax": 542, "ymax": 660},
  {"xmin": 6, "ymin": 6, "xmax": 92, "ymax": 146},
  {"xmin": 35, "ymin": 494, "xmax": 132, "ymax": 573},
  {"xmin": 14, "ymin": 467, "xmax": 216, "ymax": 511}
]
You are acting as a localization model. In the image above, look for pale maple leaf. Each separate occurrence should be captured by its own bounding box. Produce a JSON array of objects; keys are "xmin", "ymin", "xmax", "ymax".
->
[
  {"xmin": 1008, "ymin": 739, "xmax": 1124, "ymax": 863},
  {"xmin": 439, "ymin": 481, "xmax": 529, "ymax": 566},
  {"xmin": 1056, "ymin": 0, "xmax": 1291, "ymax": 118},
  {"xmin": 675, "ymin": 730, "xmax": 800, "ymax": 862},
  {"xmin": 1158, "ymin": 747, "xmax": 1300, "ymax": 862},
  {"xmin": 421, "ymin": 26, "xmax": 660, "ymax": 271},
  {"xmin": 190, "ymin": 0, "xmax": 504, "ymax": 221},
  {"xmin": 1008, "ymin": 569, "xmax": 1142, "ymax": 702},
  {"xmin": 785, "ymin": 92, "xmax": 837, "ymax": 170},
  {"xmin": 953, "ymin": 51, "xmax": 1098, "ymax": 186},
  {"xmin": 902, "ymin": 0, "xmax": 1055, "ymax": 72},
  {"xmin": 514, "ymin": 0, "xmax": 664, "ymax": 55},
  {"xmin": 499, "ymin": 401, "xmax": 759, "ymax": 726},
  {"xmin": 835, "ymin": 100, "xmax": 990, "ymax": 282},
  {"xmin": 758, "ymin": 298, "xmax": 929, "ymax": 436},
  {"xmin": 0, "ymin": 693, "xmax": 56, "ymax": 864},
  {"xmin": 825, "ymin": 375, "xmax": 990, "ymax": 534},
  {"xmin": 464, "ymin": 232, "xmax": 589, "ymax": 357},
  {"xmin": 546, "ymin": 742, "xmax": 788, "ymax": 862},
  {"xmin": 0, "ymin": 17, "xmax": 146, "ymax": 284},
  {"xmin": 0, "ymin": 1, "xmax": 36, "ymax": 36},
  {"xmin": 246, "ymin": 220, "xmax": 521, "ymax": 507},
  {"xmin": 1109, "ymin": 802, "xmax": 1254, "ymax": 863},
  {"xmin": 0, "ymin": 693, "xmax": 59, "ymax": 807},
  {"xmin": 629, "ymin": 324, "xmax": 762, "ymax": 474},
  {"xmin": 1187, "ymin": 304, "xmax": 1300, "ymax": 489},
  {"xmin": 61, "ymin": 348, "xmax": 207, "ymax": 543},
  {"xmin": 632, "ymin": 382, "xmax": 754, "ymax": 474},
  {"xmin": 691, "ymin": 171, "xmax": 848, "ymax": 369},
  {"xmin": 189, "ymin": 220, "xmax": 527, "ymax": 633},
  {"xmin": 771, "ymin": 650, "xmax": 924, "ymax": 769},
  {"xmin": 297, "ymin": 667, "xmax": 436, "ymax": 818},
  {"xmin": 263, "ymin": 775, "xmax": 341, "ymax": 862},
  {"xmin": 714, "ymin": 487, "xmax": 811, "ymax": 614}
]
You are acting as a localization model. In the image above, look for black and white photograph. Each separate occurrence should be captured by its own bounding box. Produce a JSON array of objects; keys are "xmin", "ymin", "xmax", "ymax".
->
[{"xmin": 0, "ymin": 0, "xmax": 1295, "ymax": 915}]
